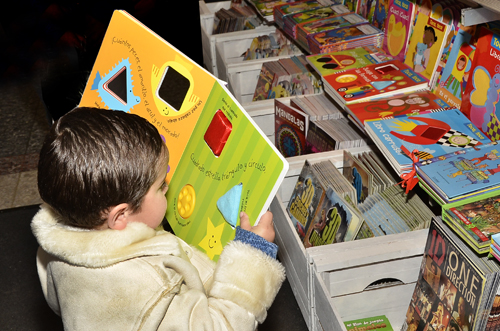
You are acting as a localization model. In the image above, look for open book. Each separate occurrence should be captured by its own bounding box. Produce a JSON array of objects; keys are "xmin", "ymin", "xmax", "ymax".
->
[{"xmin": 79, "ymin": 10, "xmax": 289, "ymax": 260}]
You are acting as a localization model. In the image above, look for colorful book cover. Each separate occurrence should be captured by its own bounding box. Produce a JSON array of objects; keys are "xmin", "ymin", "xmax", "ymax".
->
[
  {"xmin": 364, "ymin": 108, "xmax": 491, "ymax": 174},
  {"xmin": 415, "ymin": 142, "xmax": 500, "ymax": 203},
  {"xmin": 286, "ymin": 160, "xmax": 326, "ymax": 241},
  {"xmin": 442, "ymin": 190, "xmax": 500, "ymax": 254},
  {"xmin": 434, "ymin": 28, "xmax": 475, "ymax": 109},
  {"xmin": 306, "ymin": 45, "xmax": 391, "ymax": 77},
  {"xmin": 274, "ymin": 99, "xmax": 311, "ymax": 157},
  {"xmin": 344, "ymin": 315, "xmax": 393, "ymax": 331},
  {"xmin": 382, "ymin": 0, "xmax": 415, "ymax": 63},
  {"xmin": 249, "ymin": 0, "xmax": 297, "ymax": 19},
  {"xmin": 274, "ymin": 0, "xmax": 333, "ymax": 27},
  {"xmin": 403, "ymin": 10, "xmax": 449, "ymax": 84},
  {"xmin": 461, "ymin": 27, "xmax": 500, "ymax": 142},
  {"xmin": 79, "ymin": 10, "xmax": 289, "ymax": 260},
  {"xmin": 303, "ymin": 187, "xmax": 353, "ymax": 247},
  {"xmin": 287, "ymin": 4, "xmax": 349, "ymax": 36},
  {"xmin": 342, "ymin": 150, "xmax": 373, "ymax": 203},
  {"xmin": 346, "ymin": 90, "xmax": 449, "ymax": 126},
  {"xmin": 401, "ymin": 216, "xmax": 490, "ymax": 331},
  {"xmin": 323, "ymin": 59, "xmax": 429, "ymax": 105}
]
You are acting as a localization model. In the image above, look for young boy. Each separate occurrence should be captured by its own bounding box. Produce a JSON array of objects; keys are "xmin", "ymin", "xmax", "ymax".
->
[{"xmin": 32, "ymin": 107, "xmax": 286, "ymax": 330}]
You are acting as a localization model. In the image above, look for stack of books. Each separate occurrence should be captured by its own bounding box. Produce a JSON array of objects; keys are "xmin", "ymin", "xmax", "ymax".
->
[
  {"xmin": 273, "ymin": 0, "xmax": 337, "ymax": 29},
  {"xmin": 364, "ymin": 108, "xmax": 491, "ymax": 175},
  {"xmin": 213, "ymin": 5, "xmax": 263, "ymax": 34},
  {"xmin": 307, "ymin": 22, "xmax": 384, "ymax": 54},
  {"xmin": 241, "ymin": 30, "xmax": 302, "ymax": 61}
]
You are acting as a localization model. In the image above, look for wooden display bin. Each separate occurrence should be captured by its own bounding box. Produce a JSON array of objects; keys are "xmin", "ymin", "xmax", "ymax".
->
[
  {"xmin": 270, "ymin": 148, "xmax": 428, "ymax": 330},
  {"xmin": 215, "ymin": 28, "xmax": 302, "ymax": 82},
  {"xmin": 199, "ymin": 0, "xmax": 273, "ymax": 77}
]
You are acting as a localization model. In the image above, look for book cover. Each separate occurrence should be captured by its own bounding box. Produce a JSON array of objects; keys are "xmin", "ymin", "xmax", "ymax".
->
[
  {"xmin": 461, "ymin": 27, "xmax": 500, "ymax": 142},
  {"xmin": 403, "ymin": 9, "xmax": 450, "ymax": 85},
  {"xmin": 79, "ymin": 10, "xmax": 289, "ymax": 260},
  {"xmin": 344, "ymin": 315, "xmax": 393, "ymax": 331},
  {"xmin": 342, "ymin": 150, "xmax": 373, "ymax": 202},
  {"xmin": 345, "ymin": 90, "xmax": 449, "ymax": 127},
  {"xmin": 286, "ymin": 3, "xmax": 351, "ymax": 38},
  {"xmin": 415, "ymin": 142, "xmax": 500, "ymax": 204},
  {"xmin": 434, "ymin": 28, "xmax": 475, "ymax": 109},
  {"xmin": 286, "ymin": 160, "xmax": 326, "ymax": 241},
  {"xmin": 401, "ymin": 216, "xmax": 500, "ymax": 331},
  {"xmin": 382, "ymin": 0, "xmax": 415, "ymax": 63},
  {"xmin": 442, "ymin": 190, "xmax": 500, "ymax": 254},
  {"xmin": 323, "ymin": 59, "xmax": 429, "ymax": 106},
  {"xmin": 306, "ymin": 45, "xmax": 391, "ymax": 77},
  {"xmin": 274, "ymin": 99, "xmax": 311, "ymax": 157},
  {"xmin": 364, "ymin": 108, "xmax": 491, "ymax": 175}
]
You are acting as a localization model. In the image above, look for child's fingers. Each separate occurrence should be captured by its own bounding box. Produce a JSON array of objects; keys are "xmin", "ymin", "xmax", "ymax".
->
[
  {"xmin": 258, "ymin": 211, "xmax": 273, "ymax": 229},
  {"xmin": 239, "ymin": 212, "xmax": 251, "ymax": 231}
]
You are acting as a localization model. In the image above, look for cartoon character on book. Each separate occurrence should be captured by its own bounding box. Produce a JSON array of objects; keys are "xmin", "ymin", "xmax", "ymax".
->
[
  {"xmin": 364, "ymin": 93, "xmax": 434, "ymax": 118},
  {"xmin": 467, "ymin": 64, "xmax": 500, "ymax": 140},
  {"xmin": 386, "ymin": 13, "xmax": 407, "ymax": 57},
  {"xmin": 413, "ymin": 26, "xmax": 437, "ymax": 73},
  {"xmin": 389, "ymin": 116, "xmax": 483, "ymax": 148}
]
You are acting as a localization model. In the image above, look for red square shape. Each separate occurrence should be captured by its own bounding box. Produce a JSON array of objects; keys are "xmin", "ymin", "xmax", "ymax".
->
[{"xmin": 204, "ymin": 110, "xmax": 232, "ymax": 157}]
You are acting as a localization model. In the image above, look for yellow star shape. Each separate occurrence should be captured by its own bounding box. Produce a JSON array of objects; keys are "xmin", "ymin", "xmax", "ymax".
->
[
  {"xmin": 199, "ymin": 217, "xmax": 224, "ymax": 260},
  {"xmin": 381, "ymin": 74, "xmax": 393, "ymax": 79}
]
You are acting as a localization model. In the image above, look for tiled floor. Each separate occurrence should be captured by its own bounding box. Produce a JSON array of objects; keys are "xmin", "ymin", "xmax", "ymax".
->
[{"xmin": 0, "ymin": 77, "xmax": 50, "ymax": 210}]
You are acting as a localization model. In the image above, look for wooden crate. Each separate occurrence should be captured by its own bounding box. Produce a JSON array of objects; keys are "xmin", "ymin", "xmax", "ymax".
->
[
  {"xmin": 270, "ymin": 149, "xmax": 428, "ymax": 330},
  {"xmin": 199, "ymin": 0, "xmax": 273, "ymax": 77},
  {"xmin": 215, "ymin": 28, "xmax": 302, "ymax": 82}
]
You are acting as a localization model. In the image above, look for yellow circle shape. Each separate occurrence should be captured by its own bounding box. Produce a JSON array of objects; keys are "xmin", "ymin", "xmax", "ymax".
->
[
  {"xmin": 336, "ymin": 74, "xmax": 357, "ymax": 83},
  {"xmin": 177, "ymin": 184, "xmax": 196, "ymax": 219}
]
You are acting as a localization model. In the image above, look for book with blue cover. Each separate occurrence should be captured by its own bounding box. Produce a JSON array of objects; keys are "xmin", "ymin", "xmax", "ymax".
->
[
  {"xmin": 415, "ymin": 141, "xmax": 500, "ymax": 204},
  {"xmin": 364, "ymin": 108, "xmax": 491, "ymax": 175}
]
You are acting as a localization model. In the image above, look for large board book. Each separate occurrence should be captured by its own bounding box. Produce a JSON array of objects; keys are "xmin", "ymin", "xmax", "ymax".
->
[
  {"xmin": 364, "ymin": 108, "xmax": 491, "ymax": 175},
  {"xmin": 79, "ymin": 10, "xmax": 289, "ymax": 260}
]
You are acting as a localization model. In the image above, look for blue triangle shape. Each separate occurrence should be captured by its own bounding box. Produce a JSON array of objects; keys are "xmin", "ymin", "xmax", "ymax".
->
[
  {"xmin": 217, "ymin": 183, "xmax": 243, "ymax": 228},
  {"xmin": 372, "ymin": 80, "xmax": 395, "ymax": 90}
]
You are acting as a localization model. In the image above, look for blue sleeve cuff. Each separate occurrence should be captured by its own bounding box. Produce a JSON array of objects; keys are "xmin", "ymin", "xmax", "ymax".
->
[{"xmin": 234, "ymin": 227, "xmax": 278, "ymax": 259}]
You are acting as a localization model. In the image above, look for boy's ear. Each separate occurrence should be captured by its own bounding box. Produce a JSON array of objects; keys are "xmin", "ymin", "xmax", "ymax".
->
[{"xmin": 106, "ymin": 203, "xmax": 130, "ymax": 230}]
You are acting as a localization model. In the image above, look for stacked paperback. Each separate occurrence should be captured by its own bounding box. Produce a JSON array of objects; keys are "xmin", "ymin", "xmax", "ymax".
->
[
  {"xmin": 273, "ymin": 0, "xmax": 338, "ymax": 29},
  {"xmin": 212, "ymin": 4, "xmax": 263, "ymax": 34},
  {"xmin": 252, "ymin": 55, "xmax": 322, "ymax": 101},
  {"xmin": 364, "ymin": 108, "xmax": 491, "ymax": 175}
]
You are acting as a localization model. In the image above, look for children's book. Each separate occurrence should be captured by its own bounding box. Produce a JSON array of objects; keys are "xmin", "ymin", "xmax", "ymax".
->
[
  {"xmin": 322, "ymin": 59, "xmax": 429, "ymax": 107},
  {"xmin": 274, "ymin": 99, "xmax": 311, "ymax": 157},
  {"xmin": 403, "ymin": 9, "xmax": 450, "ymax": 87},
  {"xmin": 461, "ymin": 27, "xmax": 500, "ymax": 142},
  {"xmin": 273, "ymin": 0, "xmax": 336, "ymax": 29},
  {"xmin": 382, "ymin": 0, "xmax": 415, "ymax": 63},
  {"xmin": 296, "ymin": 11, "xmax": 367, "ymax": 51},
  {"xmin": 247, "ymin": 0, "xmax": 297, "ymax": 21},
  {"xmin": 78, "ymin": 10, "xmax": 289, "ymax": 261},
  {"xmin": 307, "ymin": 22, "xmax": 384, "ymax": 54},
  {"xmin": 345, "ymin": 90, "xmax": 450, "ymax": 128},
  {"xmin": 364, "ymin": 108, "xmax": 491, "ymax": 175},
  {"xmin": 442, "ymin": 190, "xmax": 500, "ymax": 255},
  {"xmin": 433, "ymin": 28, "xmax": 475, "ymax": 109},
  {"xmin": 344, "ymin": 315, "xmax": 393, "ymax": 331},
  {"xmin": 306, "ymin": 45, "xmax": 392, "ymax": 77},
  {"xmin": 415, "ymin": 141, "xmax": 500, "ymax": 205}
]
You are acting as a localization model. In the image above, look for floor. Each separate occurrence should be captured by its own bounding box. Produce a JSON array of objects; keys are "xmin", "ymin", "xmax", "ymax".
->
[{"xmin": 0, "ymin": 77, "xmax": 50, "ymax": 210}]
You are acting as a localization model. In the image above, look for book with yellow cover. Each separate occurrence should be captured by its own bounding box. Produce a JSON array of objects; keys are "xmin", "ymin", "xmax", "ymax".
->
[{"xmin": 79, "ymin": 10, "xmax": 289, "ymax": 260}]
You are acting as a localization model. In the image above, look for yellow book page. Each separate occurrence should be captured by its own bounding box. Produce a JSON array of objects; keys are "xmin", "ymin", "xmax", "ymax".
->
[{"xmin": 79, "ymin": 10, "xmax": 217, "ymax": 182}]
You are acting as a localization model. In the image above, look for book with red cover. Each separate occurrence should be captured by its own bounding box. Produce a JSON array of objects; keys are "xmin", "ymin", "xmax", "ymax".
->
[
  {"xmin": 274, "ymin": 99, "xmax": 311, "ymax": 157},
  {"xmin": 460, "ymin": 27, "xmax": 500, "ymax": 142},
  {"xmin": 322, "ymin": 59, "xmax": 429, "ymax": 106}
]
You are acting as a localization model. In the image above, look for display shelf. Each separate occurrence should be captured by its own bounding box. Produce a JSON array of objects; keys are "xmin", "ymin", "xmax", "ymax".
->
[{"xmin": 459, "ymin": 0, "xmax": 500, "ymax": 26}]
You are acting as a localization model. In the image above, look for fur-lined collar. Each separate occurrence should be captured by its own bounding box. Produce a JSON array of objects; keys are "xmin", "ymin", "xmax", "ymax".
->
[{"xmin": 31, "ymin": 204, "xmax": 184, "ymax": 268}]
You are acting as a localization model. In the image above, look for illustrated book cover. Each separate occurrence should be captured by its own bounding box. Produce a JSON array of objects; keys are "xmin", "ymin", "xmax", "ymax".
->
[
  {"xmin": 461, "ymin": 27, "xmax": 500, "ymax": 142},
  {"xmin": 364, "ymin": 108, "xmax": 491, "ymax": 175},
  {"xmin": 401, "ymin": 216, "xmax": 500, "ymax": 331},
  {"xmin": 79, "ymin": 10, "xmax": 289, "ymax": 260},
  {"xmin": 274, "ymin": 98, "xmax": 311, "ymax": 157},
  {"xmin": 345, "ymin": 90, "xmax": 449, "ymax": 129},
  {"xmin": 403, "ymin": 8, "xmax": 450, "ymax": 87},
  {"xmin": 344, "ymin": 315, "xmax": 393, "ymax": 331},
  {"xmin": 382, "ymin": 0, "xmax": 415, "ymax": 63},
  {"xmin": 306, "ymin": 45, "xmax": 392, "ymax": 77},
  {"xmin": 442, "ymin": 190, "xmax": 500, "ymax": 255},
  {"xmin": 415, "ymin": 141, "xmax": 500, "ymax": 205},
  {"xmin": 322, "ymin": 59, "xmax": 429, "ymax": 106}
]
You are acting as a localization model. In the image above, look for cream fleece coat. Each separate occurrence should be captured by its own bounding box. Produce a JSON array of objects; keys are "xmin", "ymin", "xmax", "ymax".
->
[{"xmin": 32, "ymin": 204, "xmax": 286, "ymax": 330}]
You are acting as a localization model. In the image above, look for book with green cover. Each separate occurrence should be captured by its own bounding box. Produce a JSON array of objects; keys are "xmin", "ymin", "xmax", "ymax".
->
[
  {"xmin": 79, "ymin": 10, "xmax": 289, "ymax": 260},
  {"xmin": 344, "ymin": 315, "xmax": 393, "ymax": 331}
]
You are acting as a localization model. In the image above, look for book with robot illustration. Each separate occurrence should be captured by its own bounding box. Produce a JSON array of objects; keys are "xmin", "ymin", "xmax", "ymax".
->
[{"xmin": 79, "ymin": 10, "xmax": 289, "ymax": 260}]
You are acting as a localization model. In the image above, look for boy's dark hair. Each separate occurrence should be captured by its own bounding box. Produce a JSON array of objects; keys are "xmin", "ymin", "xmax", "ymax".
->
[{"xmin": 38, "ymin": 107, "xmax": 169, "ymax": 229}]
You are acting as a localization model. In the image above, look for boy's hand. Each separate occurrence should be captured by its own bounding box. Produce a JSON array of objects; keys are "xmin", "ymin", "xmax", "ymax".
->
[{"xmin": 239, "ymin": 211, "xmax": 275, "ymax": 243}]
